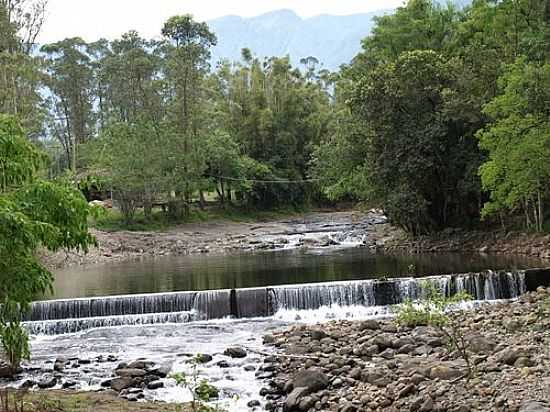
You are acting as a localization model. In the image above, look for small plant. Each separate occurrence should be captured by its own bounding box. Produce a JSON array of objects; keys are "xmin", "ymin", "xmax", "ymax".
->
[
  {"xmin": 395, "ymin": 282, "xmax": 474, "ymax": 378},
  {"xmin": 0, "ymin": 303, "xmax": 30, "ymax": 375},
  {"xmin": 170, "ymin": 355, "xmax": 221, "ymax": 412}
]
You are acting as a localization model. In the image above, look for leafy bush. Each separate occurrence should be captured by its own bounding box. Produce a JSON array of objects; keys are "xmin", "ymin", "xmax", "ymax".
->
[{"xmin": 395, "ymin": 281, "xmax": 474, "ymax": 377}]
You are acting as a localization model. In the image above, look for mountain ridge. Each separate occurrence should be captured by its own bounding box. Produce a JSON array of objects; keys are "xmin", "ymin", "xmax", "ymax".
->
[{"xmin": 208, "ymin": 9, "xmax": 389, "ymax": 70}]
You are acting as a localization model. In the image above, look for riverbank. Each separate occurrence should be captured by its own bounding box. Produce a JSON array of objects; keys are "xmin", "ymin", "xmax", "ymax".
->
[
  {"xmin": 41, "ymin": 210, "xmax": 397, "ymax": 269},
  {"xmin": 385, "ymin": 228, "xmax": 550, "ymax": 260},
  {"xmin": 260, "ymin": 287, "xmax": 550, "ymax": 412}
]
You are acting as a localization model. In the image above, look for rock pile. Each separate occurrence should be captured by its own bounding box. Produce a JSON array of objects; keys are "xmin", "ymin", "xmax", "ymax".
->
[
  {"xmin": 260, "ymin": 288, "xmax": 550, "ymax": 411},
  {"xmin": 101, "ymin": 360, "xmax": 171, "ymax": 401}
]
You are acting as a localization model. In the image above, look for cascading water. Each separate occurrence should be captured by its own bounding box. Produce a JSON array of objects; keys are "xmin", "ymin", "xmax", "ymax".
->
[{"xmin": 24, "ymin": 270, "xmax": 531, "ymax": 335}]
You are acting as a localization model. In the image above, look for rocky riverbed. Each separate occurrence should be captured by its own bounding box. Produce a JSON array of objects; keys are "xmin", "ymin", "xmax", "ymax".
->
[
  {"xmin": 42, "ymin": 211, "xmax": 397, "ymax": 269},
  {"xmin": 260, "ymin": 288, "xmax": 550, "ymax": 412}
]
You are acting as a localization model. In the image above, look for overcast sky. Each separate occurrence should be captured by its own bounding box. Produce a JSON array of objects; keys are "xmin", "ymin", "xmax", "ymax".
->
[{"xmin": 39, "ymin": 0, "xmax": 404, "ymax": 43}]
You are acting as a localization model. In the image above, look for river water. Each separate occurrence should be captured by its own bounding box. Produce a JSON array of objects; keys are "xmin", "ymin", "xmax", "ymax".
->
[
  {"xmin": 49, "ymin": 248, "xmax": 546, "ymax": 299},
  {"xmin": 7, "ymin": 221, "xmax": 550, "ymax": 411}
]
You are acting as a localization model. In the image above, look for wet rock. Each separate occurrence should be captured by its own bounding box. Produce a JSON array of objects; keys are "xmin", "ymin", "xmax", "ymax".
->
[
  {"xmin": 62, "ymin": 380, "xmax": 77, "ymax": 389},
  {"xmin": 0, "ymin": 361, "xmax": 13, "ymax": 378},
  {"xmin": 217, "ymin": 360, "xmax": 230, "ymax": 368},
  {"xmin": 196, "ymin": 353, "xmax": 213, "ymax": 364},
  {"xmin": 54, "ymin": 357, "xmax": 68, "ymax": 372},
  {"xmin": 224, "ymin": 346, "xmax": 247, "ymax": 358},
  {"xmin": 110, "ymin": 377, "xmax": 134, "ymax": 392},
  {"xmin": 148, "ymin": 365, "xmax": 171, "ymax": 378},
  {"xmin": 37, "ymin": 376, "xmax": 57, "ymax": 389},
  {"xmin": 147, "ymin": 380, "xmax": 164, "ymax": 390},
  {"xmin": 115, "ymin": 368, "xmax": 147, "ymax": 378},
  {"xmin": 127, "ymin": 360, "xmax": 154, "ymax": 370}
]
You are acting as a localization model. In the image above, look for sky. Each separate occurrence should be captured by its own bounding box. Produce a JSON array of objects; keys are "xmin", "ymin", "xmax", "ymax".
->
[{"xmin": 39, "ymin": 0, "xmax": 404, "ymax": 43}]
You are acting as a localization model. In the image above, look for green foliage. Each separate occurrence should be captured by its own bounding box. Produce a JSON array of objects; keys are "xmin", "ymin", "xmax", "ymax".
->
[
  {"xmin": 194, "ymin": 380, "xmax": 219, "ymax": 402},
  {"xmin": 395, "ymin": 282, "xmax": 471, "ymax": 328},
  {"xmin": 170, "ymin": 356, "xmax": 221, "ymax": 412},
  {"xmin": 395, "ymin": 282, "xmax": 474, "ymax": 377},
  {"xmin": 315, "ymin": 0, "xmax": 550, "ymax": 234},
  {"xmin": 478, "ymin": 59, "xmax": 550, "ymax": 231},
  {"xmin": 0, "ymin": 115, "xmax": 95, "ymax": 371}
]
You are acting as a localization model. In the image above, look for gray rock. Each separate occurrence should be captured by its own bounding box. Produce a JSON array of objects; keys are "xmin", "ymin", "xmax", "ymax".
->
[
  {"xmin": 467, "ymin": 335, "xmax": 496, "ymax": 354},
  {"xmin": 127, "ymin": 360, "xmax": 153, "ymax": 370},
  {"xmin": 149, "ymin": 365, "xmax": 171, "ymax": 378},
  {"xmin": 359, "ymin": 319, "xmax": 380, "ymax": 331},
  {"xmin": 373, "ymin": 334, "xmax": 395, "ymax": 350},
  {"xmin": 110, "ymin": 377, "xmax": 135, "ymax": 392},
  {"xmin": 298, "ymin": 396, "xmax": 315, "ymax": 411},
  {"xmin": 37, "ymin": 376, "xmax": 57, "ymax": 389},
  {"xmin": 398, "ymin": 383, "xmax": 416, "ymax": 398},
  {"xmin": 311, "ymin": 330, "xmax": 328, "ymax": 341},
  {"xmin": 285, "ymin": 387, "xmax": 310, "ymax": 411},
  {"xmin": 498, "ymin": 348, "xmax": 527, "ymax": 365},
  {"xmin": 519, "ymin": 401, "xmax": 550, "ymax": 412},
  {"xmin": 196, "ymin": 353, "xmax": 213, "ymax": 364},
  {"xmin": 147, "ymin": 380, "xmax": 164, "ymax": 390},
  {"xmin": 115, "ymin": 368, "xmax": 147, "ymax": 378},
  {"xmin": 53, "ymin": 357, "xmax": 68, "ymax": 372},
  {"xmin": 428, "ymin": 365, "xmax": 463, "ymax": 380},
  {"xmin": 292, "ymin": 368, "xmax": 329, "ymax": 393},
  {"xmin": 0, "ymin": 361, "xmax": 13, "ymax": 378},
  {"xmin": 224, "ymin": 346, "xmax": 247, "ymax": 358},
  {"xmin": 217, "ymin": 360, "xmax": 230, "ymax": 368}
]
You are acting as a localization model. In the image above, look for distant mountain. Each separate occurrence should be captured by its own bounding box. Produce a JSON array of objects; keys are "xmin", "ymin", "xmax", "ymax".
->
[{"xmin": 208, "ymin": 9, "xmax": 389, "ymax": 71}]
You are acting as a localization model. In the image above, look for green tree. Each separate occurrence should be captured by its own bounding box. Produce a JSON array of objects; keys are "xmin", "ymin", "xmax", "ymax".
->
[
  {"xmin": 478, "ymin": 59, "xmax": 550, "ymax": 231},
  {"xmin": 347, "ymin": 50, "xmax": 482, "ymax": 234},
  {"xmin": 84, "ymin": 120, "xmax": 167, "ymax": 223},
  {"xmin": 0, "ymin": 115, "xmax": 95, "ymax": 372},
  {"xmin": 161, "ymin": 15, "xmax": 217, "ymax": 216},
  {"xmin": 42, "ymin": 37, "xmax": 95, "ymax": 172}
]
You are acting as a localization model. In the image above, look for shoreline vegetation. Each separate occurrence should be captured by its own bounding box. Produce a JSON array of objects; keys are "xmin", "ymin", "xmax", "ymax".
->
[{"xmin": 0, "ymin": 390, "xmax": 200, "ymax": 412}]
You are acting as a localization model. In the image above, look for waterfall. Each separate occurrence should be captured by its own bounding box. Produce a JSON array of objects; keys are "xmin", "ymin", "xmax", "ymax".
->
[
  {"xmin": 269, "ymin": 271, "xmax": 528, "ymax": 312},
  {"xmin": 25, "ymin": 311, "xmax": 196, "ymax": 335},
  {"xmin": 23, "ymin": 269, "xmax": 536, "ymax": 336}
]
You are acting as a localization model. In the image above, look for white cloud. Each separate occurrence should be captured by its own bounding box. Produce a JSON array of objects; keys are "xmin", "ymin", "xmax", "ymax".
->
[{"xmin": 39, "ymin": 0, "xmax": 403, "ymax": 43}]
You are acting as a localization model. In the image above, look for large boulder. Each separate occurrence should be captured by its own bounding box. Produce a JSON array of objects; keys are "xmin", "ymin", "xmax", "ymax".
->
[
  {"xmin": 291, "ymin": 368, "xmax": 329, "ymax": 394},
  {"xmin": 115, "ymin": 368, "xmax": 147, "ymax": 378}
]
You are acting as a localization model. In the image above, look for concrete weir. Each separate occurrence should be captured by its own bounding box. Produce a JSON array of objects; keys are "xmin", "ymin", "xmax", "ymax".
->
[{"xmin": 23, "ymin": 268, "xmax": 550, "ymax": 335}]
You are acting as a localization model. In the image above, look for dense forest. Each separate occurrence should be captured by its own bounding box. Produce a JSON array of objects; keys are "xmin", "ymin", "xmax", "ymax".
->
[{"xmin": 1, "ymin": 0, "xmax": 549, "ymax": 235}]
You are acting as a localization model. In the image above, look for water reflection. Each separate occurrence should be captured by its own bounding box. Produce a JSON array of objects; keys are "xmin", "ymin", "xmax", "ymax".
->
[{"xmin": 49, "ymin": 248, "xmax": 548, "ymax": 300}]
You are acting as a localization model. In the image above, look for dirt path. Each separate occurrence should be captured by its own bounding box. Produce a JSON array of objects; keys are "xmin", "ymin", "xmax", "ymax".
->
[{"xmin": 41, "ymin": 211, "xmax": 399, "ymax": 270}]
